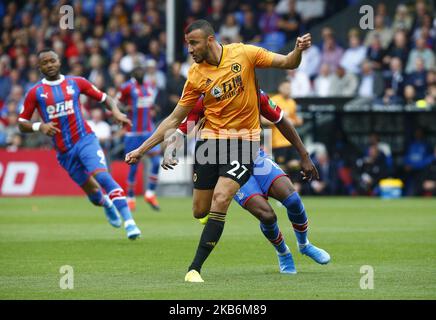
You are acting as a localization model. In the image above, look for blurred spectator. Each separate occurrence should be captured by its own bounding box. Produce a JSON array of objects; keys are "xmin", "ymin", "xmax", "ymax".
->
[
  {"xmin": 382, "ymin": 29, "xmax": 410, "ymax": 69},
  {"xmin": 120, "ymin": 42, "xmax": 146, "ymax": 74},
  {"xmin": 286, "ymin": 69, "xmax": 311, "ymax": 98},
  {"xmin": 295, "ymin": 0, "xmax": 326, "ymax": 29},
  {"xmin": 207, "ymin": 0, "xmax": 225, "ymax": 32},
  {"xmin": 239, "ymin": 9, "xmax": 262, "ymax": 44},
  {"xmin": 268, "ymin": 80, "xmax": 303, "ymax": 189},
  {"xmin": 165, "ymin": 61, "xmax": 187, "ymax": 118},
  {"xmin": 6, "ymin": 133, "xmax": 22, "ymax": 152},
  {"xmin": 358, "ymin": 60, "xmax": 384, "ymax": 98},
  {"xmin": 328, "ymin": 128, "xmax": 362, "ymax": 195},
  {"xmin": 353, "ymin": 144, "xmax": 387, "ymax": 195},
  {"xmin": 259, "ymin": 0, "xmax": 280, "ymax": 35},
  {"xmin": 87, "ymin": 53, "xmax": 110, "ymax": 85},
  {"xmin": 412, "ymin": 14, "xmax": 435, "ymax": 47},
  {"xmin": 340, "ymin": 29, "xmax": 367, "ymax": 75},
  {"xmin": 419, "ymin": 145, "xmax": 436, "ymax": 196},
  {"xmin": 404, "ymin": 85, "xmax": 418, "ymax": 105},
  {"xmin": 364, "ymin": 14, "xmax": 394, "ymax": 50},
  {"xmin": 392, "ymin": 4, "xmax": 413, "ymax": 33},
  {"xmin": 406, "ymin": 57, "xmax": 428, "ymax": 99},
  {"xmin": 0, "ymin": 62, "xmax": 12, "ymax": 105},
  {"xmin": 320, "ymin": 28, "xmax": 344, "ymax": 72},
  {"xmin": 308, "ymin": 149, "xmax": 336, "ymax": 195},
  {"xmin": 375, "ymin": 2, "xmax": 391, "ymax": 28},
  {"xmin": 144, "ymin": 59, "xmax": 166, "ymax": 90},
  {"xmin": 367, "ymin": 133, "xmax": 393, "ymax": 174},
  {"xmin": 87, "ymin": 108, "xmax": 111, "ymax": 154},
  {"xmin": 382, "ymin": 57, "xmax": 405, "ymax": 103},
  {"xmin": 146, "ymin": 39, "xmax": 167, "ymax": 73},
  {"xmin": 313, "ymin": 63, "xmax": 333, "ymax": 97},
  {"xmin": 278, "ymin": 0, "xmax": 302, "ymax": 42},
  {"xmin": 411, "ymin": 0, "xmax": 430, "ymax": 32},
  {"xmin": 405, "ymin": 37, "xmax": 435, "ymax": 74},
  {"xmin": 298, "ymin": 44, "xmax": 321, "ymax": 80},
  {"xmin": 403, "ymin": 128, "xmax": 433, "ymax": 195},
  {"xmin": 186, "ymin": 0, "xmax": 207, "ymax": 24},
  {"xmin": 329, "ymin": 66, "xmax": 358, "ymax": 97},
  {"xmin": 219, "ymin": 14, "xmax": 240, "ymax": 44},
  {"xmin": 366, "ymin": 35, "xmax": 386, "ymax": 70}
]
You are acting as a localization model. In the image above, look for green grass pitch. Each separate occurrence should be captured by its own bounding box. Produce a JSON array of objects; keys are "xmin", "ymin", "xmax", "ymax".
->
[{"xmin": 0, "ymin": 196, "xmax": 435, "ymax": 299}]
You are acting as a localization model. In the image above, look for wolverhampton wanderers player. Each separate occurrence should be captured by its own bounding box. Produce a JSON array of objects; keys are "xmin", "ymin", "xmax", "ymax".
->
[{"xmin": 125, "ymin": 19, "xmax": 314, "ymax": 282}]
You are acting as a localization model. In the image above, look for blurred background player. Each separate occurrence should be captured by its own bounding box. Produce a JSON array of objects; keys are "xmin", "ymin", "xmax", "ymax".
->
[
  {"xmin": 18, "ymin": 49, "xmax": 141, "ymax": 240},
  {"xmin": 267, "ymin": 80, "xmax": 303, "ymax": 190},
  {"xmin": 117, "ymin": 65, "xmax": 161, "ymax": 211}
]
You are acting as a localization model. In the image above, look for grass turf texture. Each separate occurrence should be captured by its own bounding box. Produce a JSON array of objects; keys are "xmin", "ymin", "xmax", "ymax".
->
[{"xmin": 0, "ymin": 197, "xmax": 435, "ymax": 300}]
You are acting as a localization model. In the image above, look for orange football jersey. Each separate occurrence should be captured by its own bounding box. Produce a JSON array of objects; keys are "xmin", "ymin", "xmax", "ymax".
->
[{"xmin": 179, "ymin": 43, "xmax": 275, "ymax": 140}]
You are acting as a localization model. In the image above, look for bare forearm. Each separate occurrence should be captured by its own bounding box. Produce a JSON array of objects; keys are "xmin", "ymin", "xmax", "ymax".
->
[
  {"xmin": 276, "ymin": 117, "xmax": 309, "ymax": 158},
  {"xmin": 285, "ymin": 49, "xmax": 303, "ymax": 69},
  {"xmin": 138, "ymin": 115, "xmax": 180, "ymax": 154},
  {"xmin": 104, "ymin": 95, "xmax": 121, "ymax": 113},
  {"xmin": 18, "ymin": 121, "xmax": 34, "ymax": 133}
]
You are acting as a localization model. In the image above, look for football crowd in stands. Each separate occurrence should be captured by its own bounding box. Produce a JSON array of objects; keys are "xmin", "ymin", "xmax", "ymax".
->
[{"xmin": 0, "ymin": 0, "xmax": 435, "ymax": 196}]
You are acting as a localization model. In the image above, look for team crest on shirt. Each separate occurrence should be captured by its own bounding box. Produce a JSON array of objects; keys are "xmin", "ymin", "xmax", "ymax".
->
[
  {"xmin": 231, "ymin": 63, "xmax": 241, "ymax": 73},
  {"xmin": 211, "ymin": 85, "xmax": 223, "ymax": 98},
  {"xmin": 236, "ymin": 191, "xmax": 244, "ymax": 200},
  {"xmin": 66, "ymin": 85, "xmax": 75, "ymax": 95}
]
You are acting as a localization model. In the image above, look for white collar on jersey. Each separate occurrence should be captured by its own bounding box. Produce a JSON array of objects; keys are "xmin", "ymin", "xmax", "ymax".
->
[{"xmin": 42, "ymin": 74, "xmax": 65, "ymax": 86}]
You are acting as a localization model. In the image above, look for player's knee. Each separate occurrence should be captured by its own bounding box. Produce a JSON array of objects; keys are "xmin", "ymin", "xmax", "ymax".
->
[
  {"xmin": 255, "ymin": 203, "xmax": 277, "ymax": 225},
  {"xmin": 212, "ymin": 191, "xmax": 233, "ymax": 210},
  {"xmin": 192, "ymin": 200, "xmax": 210, "ymax": 219}
]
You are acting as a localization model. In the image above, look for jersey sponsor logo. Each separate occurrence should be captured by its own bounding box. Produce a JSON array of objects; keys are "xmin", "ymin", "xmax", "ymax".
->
[
  {"xmin": 137, "ymin": 96, "xmax": 154, "ymax": 108},
  {"xmin": 214, "ymin": 75, "xmax": 244, "ymax": 102},
  {"xmin": 211, "ymin": 85, "xmax": 223, "ymax": 98},
  {"xmin": 231, "ymin": 63, "xmax": 241, "ymax": 73},
  {"xmin": 46, "ymin": 100, "xmax": 74, "ymax": 119}
]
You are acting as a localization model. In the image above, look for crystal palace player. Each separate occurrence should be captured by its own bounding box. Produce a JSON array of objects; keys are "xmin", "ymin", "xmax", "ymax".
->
[
  {"xmin": 117, "ymin": 66, "xmax": 161, "ymax": 211},
  {"xmin": 18, "ymin": 49, "xmax": 141, "ymax": 240},
  {"xmin": 163, "ymin": 91, "xmax": 330, "ymax": 279}
]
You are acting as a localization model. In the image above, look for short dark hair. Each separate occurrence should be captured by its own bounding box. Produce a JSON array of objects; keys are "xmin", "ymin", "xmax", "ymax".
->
[
  {"xmin": 37, "ymin": 48, "xmax": 57, "ymax": 58},
  {"xmin": 184, "ymin": 19, "xmax": 215, "ymax": 37}
]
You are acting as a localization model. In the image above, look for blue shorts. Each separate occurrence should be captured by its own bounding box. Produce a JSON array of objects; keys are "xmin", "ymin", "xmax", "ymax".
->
[
  {"xmin": 57, "ymin": 133, "xmax": 108, "ymax": 186},
  {"xmin": 234, "ymin": 150, "xmax": 287, "ymax": 207},
  {"xmin": 124, "ymin": 133, "xmax": 161, "ymax": 155}
]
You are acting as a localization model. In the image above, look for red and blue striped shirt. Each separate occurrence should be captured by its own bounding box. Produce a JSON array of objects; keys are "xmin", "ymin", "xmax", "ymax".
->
[
  {"xmin": 19, "ymin": 75, "xmax": 106, "ymax": 153},
  {"xmin": 117, "ymin": 79, "xmax": 157, "ymax": 134}
]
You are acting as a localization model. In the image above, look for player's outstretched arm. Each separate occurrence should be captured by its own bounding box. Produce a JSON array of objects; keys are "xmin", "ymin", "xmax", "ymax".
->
[
  {"xmin": 270, "ymin": 33, "xmax": 311, "ymax": 69},
  {"xmin": 275, "ymin": 116, "xmax": 319, "ymax": 181},
  {"xmin": 125, "ymin": 104, "xmax": 193, "ymax": 165},
  {"xmin": 104, "ymin": 95, "xmax": 132, "ymax": 127}
]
